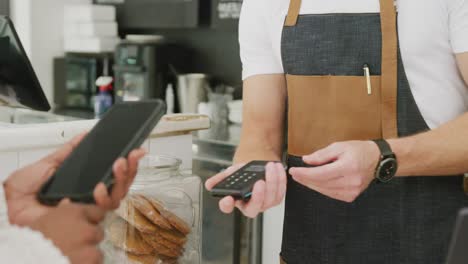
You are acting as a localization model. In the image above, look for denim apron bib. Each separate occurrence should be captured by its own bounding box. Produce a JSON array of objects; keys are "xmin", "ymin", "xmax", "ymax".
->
[{"xmin": 279, "ymin": 0, "xmax": 468, "ymax": 263}]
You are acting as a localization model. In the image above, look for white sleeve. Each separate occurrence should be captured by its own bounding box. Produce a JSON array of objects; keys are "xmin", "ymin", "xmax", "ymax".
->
[
  {"xmin": 448, "ymin": 0, "xmax": 468, "ymax": 53},
  {"xmin": 0, "ymin": 226, "xmax": 70, "ymax": 264},
  {"xmin": 0, "ymin": 180, "xmax": 69, "ymax": 264},
  {"xmin": 239, "ymin": 0, "xmax": 284, "ymax": 80}
]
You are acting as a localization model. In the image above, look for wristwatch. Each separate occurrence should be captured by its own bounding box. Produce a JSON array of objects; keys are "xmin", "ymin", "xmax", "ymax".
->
[{"xmin": 372, "ymin": 139, "xmax": 398, "ymax": 183}]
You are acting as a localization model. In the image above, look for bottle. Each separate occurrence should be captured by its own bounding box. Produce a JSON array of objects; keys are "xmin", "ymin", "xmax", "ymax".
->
[
  {"xmin": 94, "ymin": 76, "xmax": 113, "ymax": 119},
  {"xmin": 165, "ymin": 83, "xmax": 175, "ymax": 114}
]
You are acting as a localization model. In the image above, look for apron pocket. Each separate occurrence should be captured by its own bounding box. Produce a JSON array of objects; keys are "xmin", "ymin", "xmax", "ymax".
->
[{"xmin": 287, "ymin": 74, "xmax": 383, "ymax": 156}]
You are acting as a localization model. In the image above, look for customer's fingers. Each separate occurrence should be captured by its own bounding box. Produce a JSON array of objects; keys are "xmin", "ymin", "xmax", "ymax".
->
[
  {"xmin": 276, "ymin": 163, "xmax": 287, "ymax": 203},
  {"xmin": 205, "ymin": 164, "xmax": 244, "ymax": 190},
  {"xmin": 80, "ymin": 223, "xmax": 105, "ymax": 244},
  {"xmin": 93, "ymin": 182, "xmax": 113, "ymax": 210},
  {"xmin": 110, "ymin": 158, "xmax": 129, "ymax": 205},
  {"xmin": 58, "ymin": 198, "xmax": 72, "ymax": 206},
  {"xmin": 68, "ymin": 246, "xmax": 104, "ymax": 264},
  {"xmin": 219, "ymin": 196, "xmax": 236, "ymax": 214},
  {"xmin": 235, "ymin": 180, "xmax": 266, "ymax": 218},
  {"xmin": 125, "ymin": 149, "xmax": 146, "ymax": 189},
  {"xmin": 81, "ymin": 206, "xmax": 106, "ymax": 224},
  {"xmin": 262, "ymin": 163, "xmax": 279, "ymax": 209}
]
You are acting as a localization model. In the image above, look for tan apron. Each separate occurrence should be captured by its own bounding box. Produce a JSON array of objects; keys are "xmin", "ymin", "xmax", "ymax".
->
[
  {"xmin": 279, "ymin": 0, "xmax": 468, "ymax": 263},
  {"xmin": 286, "ymin": 0, "xmax": 398, "ymax": 156}
]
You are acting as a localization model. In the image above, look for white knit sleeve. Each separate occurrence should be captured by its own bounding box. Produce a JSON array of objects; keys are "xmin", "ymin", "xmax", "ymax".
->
[
  {"xmin": 0, "ymin": 181, "xmax": 70, "ymax": 263},
  {"xmin": 0, "ymin": 226, "xmax": 70, "ymax": 264}
]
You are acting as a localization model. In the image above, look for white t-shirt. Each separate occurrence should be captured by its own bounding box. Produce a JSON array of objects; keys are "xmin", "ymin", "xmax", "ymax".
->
[{"xmin": 239, "ymin": 0, "xmax": 468, "ymax": 129}]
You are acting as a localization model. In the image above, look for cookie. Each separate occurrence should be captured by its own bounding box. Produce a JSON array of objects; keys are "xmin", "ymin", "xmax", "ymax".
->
[
  {"xmin": 127, "ymin": 253, "xmax": 158, "ymax": 264},
  {"xmin": 127, "ymin": 253, "xmax": 177, "ymax": 264},
  {"xmin": 145, "ymin": 196, "xmax": 191, "ymax": 235},
  {"xmin": 116, "ymin": 198, "xmax": 158, "ymax": 234},
  {"xmin": 130, "ymin": 195, "xmax": 173, "ymax": 230},
  {"xmin": 107, "ymin": 218, "xmax": 154, "ymax": 255},
  {"xmin": 140, "ymin": 232, "xmax": 183, "ymax": 259},
  {"xmin": 154, "ymin": 225, "xmax": 187, "ymax": 246}
]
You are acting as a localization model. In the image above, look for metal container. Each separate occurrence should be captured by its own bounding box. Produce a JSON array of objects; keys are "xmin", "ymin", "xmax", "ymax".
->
[{"xmin": 177, "ymin": 74, "xmax": 209, "ymax": 113}]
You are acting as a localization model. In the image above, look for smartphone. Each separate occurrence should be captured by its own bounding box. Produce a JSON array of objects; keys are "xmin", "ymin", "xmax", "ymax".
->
[
  {"xmin": 210, "ymin": 161, "xmax": 281, "ymax": 201},
  {"xmin": 38, "ymin": 100, "xmax": 166, "ymax": 205}
]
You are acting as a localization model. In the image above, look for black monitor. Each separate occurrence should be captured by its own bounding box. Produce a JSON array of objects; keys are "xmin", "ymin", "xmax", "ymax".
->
[
  {"xmin": 446, "ymin": 208, "xmax": 468, "ymax": 264},
  {"xmin": 0, "ymin": 16, "xmax": 50, "ymax": 111}
]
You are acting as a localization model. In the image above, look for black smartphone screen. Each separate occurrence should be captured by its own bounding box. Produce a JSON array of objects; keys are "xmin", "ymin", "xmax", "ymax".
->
[{"xmin": 39, "ymin": 100, "xmax": 166, "ymax": 203}]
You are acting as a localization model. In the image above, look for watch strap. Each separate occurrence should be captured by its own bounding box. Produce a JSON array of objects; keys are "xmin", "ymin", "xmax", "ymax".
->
[{"xmin": 372, "ymin": 139, "xmax": 394, "ymax": 158}]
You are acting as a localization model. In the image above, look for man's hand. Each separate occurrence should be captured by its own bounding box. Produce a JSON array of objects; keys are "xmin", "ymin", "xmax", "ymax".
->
[
  {"xmin": 30, "ymin": 200, "xmax": 106, "ymax": 264},
  {"xmin": 205, "ymin": 162, "xmax": 287, "ymax": 218},
  {"xmin": 4, "ymin": 133, "xmax": 146, "ymax": 226},
  {"xmin": 289, "ymin": 141, "xmax": 380, "ymax": 203}
]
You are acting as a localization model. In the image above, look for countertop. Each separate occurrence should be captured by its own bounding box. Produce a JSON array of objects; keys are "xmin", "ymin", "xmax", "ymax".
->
[{"xmin": 0, "ymin": 107, "xmax": 210, "ymax": 152}]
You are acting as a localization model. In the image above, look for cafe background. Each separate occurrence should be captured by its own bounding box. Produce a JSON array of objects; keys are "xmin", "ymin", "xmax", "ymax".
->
[{"xmin": 0, "ymin": 0, "xmax": 285, "ymax": 264}]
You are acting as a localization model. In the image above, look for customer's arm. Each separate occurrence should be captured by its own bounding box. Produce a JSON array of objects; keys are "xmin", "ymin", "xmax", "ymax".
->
[
  {"xmin": 0, "ymin": 133, "xmax": 145, "ymax": 263},
  {"xmin": 389, "ymin": 52, "xmax": 468, "ymax": 176}
]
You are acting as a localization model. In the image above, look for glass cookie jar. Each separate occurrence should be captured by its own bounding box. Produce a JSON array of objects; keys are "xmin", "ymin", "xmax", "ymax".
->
[{"xmin": 103, "ymin": 155, "xmax": 202, "ymax": 264}]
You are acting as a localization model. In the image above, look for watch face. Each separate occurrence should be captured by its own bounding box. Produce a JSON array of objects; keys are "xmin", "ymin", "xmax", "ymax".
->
[{"xmin": 377, "ymin": 158, "xmax": 398, "ymax": 182}]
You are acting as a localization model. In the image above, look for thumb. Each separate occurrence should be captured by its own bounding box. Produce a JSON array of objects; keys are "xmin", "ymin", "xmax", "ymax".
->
[
  {"xmin": 58, "ymin": 198, "xmax": 72, "ymax": 207},
  {"xmin": 303, "ymin": 144, "xmax": 341, "ymax": 166}
]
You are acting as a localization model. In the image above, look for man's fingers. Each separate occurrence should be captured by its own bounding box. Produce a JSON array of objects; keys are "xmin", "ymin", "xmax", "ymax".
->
[
  {"xmin": 310, "ymin": 175, "xmax": 351, "ymax": 189},
  {"xmin": 235, "ymin": 180, "xmax": 266, "ymax": 218},
  {"xmin": 205, "ymin": 164, "xmax": 244, "ymax": 190},
  {"xmin": 291, "ymin": 178, "xmax": 355, "ymax": 203},
  {"xmin": 293, "ymin": 180, "xmax": 339, "ymax": 200},
  {"xmin": 303, "ymin": 144, "xmax": 341, "ymax": 166},
  {"xmin": 289, "ymin": 162, "xmax": 343, "ymax": 184},
  {"xmin": 219, "ymin": 196, "xmax": 236, "ymax": 214},
  {"xmin": 275, "ymin": 163, "xmax": 287, "ymax": 203},
  {"xmin": 263, "ymin": 163, "xmax": 279, "ymax": 208}
]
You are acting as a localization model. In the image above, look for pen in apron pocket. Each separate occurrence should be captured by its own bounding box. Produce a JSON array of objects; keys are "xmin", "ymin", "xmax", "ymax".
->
[{"xmin": 363, "ymin": 64, "xmax": 372, "ymax": 95}]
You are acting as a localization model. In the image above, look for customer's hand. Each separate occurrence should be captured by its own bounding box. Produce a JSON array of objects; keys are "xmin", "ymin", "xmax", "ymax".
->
[
  {"xmin": 205, "ymin": 162, "xmax": 287, "ymax": 218},
  {"xmin": 289, "ymin": 141, "xmax": 380, "ymax": 203},
  {"xmin": 30, "ymin": 200, "xmax": 106, "ymax": 264},
  {"xmin": 4, "ymin": 133, "xmax": 146, "ymax": 226}
]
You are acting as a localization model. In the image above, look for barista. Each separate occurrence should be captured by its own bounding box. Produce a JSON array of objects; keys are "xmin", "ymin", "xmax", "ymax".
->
[{"xmin": 206, "ymin": 0, "xmax": 468, "ymax": 263}]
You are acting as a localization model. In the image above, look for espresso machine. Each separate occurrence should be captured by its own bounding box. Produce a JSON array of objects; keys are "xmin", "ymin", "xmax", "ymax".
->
[{"xmin": 113, "ymin": 36, "xmax": 191, "ymax": 111}]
